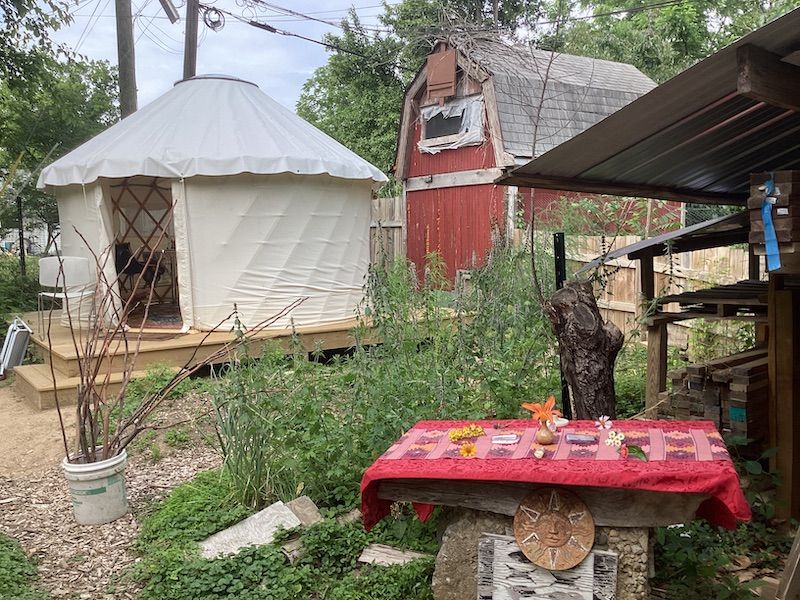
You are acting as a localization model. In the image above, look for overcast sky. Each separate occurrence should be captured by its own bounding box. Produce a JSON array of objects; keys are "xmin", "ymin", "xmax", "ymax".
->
[{"xmin": 52, "ymin": 0, "xmax": 390, "ymax": 111}]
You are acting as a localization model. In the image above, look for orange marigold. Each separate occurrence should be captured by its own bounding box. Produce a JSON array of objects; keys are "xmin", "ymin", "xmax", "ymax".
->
[{"xmin": 459, "ymin": 442, "xmax": 478, "ymax": 458}]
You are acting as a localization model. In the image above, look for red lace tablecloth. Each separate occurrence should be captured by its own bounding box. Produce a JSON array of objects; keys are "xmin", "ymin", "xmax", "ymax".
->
[{"xmin": 360, "ymin": 419, "xmax": 751, "ymax": 531}]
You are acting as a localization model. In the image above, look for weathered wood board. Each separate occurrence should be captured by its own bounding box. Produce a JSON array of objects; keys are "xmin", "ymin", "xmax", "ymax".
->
[{"xmin": 478, "ymin": 534, "xmax": 618, "ymax": 600}]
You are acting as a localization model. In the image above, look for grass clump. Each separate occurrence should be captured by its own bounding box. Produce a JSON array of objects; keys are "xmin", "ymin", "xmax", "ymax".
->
[{"xmin": 0, "ymin": 532, "xmax": 50, "ymax": 600}]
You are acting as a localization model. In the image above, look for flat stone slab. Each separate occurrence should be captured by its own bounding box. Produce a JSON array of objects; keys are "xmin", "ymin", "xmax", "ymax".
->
[
  {"xmin": 287, "ymin": 495, "xmax": 323, "ymax": 526},
  {"xmin": 200, "ymin": 500, "xmax": 301, "ymax": 559}
]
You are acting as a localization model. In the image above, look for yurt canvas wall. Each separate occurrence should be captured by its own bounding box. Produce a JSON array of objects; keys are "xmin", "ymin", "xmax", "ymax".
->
[{"xmin": 172, "ymin": 173, "xmax": 372, "ymax": 330}]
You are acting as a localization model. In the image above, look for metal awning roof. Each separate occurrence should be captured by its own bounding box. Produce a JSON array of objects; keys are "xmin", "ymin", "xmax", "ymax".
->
[
  {"xmin": 497, "ymin": 8, "xmax": 800, "ymax": 206},
  {"xmin": 576, "ymin": 211, "xmax": 749, "ymax": 273}
]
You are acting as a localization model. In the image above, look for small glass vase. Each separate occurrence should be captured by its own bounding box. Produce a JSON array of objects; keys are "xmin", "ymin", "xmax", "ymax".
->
[{"xmin": 534, "ymin": 420, "xmax": 555, "ymax": 445}]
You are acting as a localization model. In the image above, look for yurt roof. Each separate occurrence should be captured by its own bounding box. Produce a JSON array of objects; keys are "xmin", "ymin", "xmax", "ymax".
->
[{"xmin": 37, "ymin": 74, "xmax": 387, "ymax": 188}]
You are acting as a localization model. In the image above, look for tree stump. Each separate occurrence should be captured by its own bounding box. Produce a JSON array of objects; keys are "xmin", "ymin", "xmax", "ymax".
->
[{"xmin": 548, "ymin": 280, "xmax": 624, "ymax": 420}]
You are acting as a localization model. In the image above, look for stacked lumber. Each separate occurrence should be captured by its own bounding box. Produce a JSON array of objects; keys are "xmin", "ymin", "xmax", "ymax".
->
[
  {"xmin": 661, "ymin": 348, "xmax": 768, "ymax": 446},
  {"xmin": 712, "ymin": 355, "xmax": 769, "ymax": 444},
  {"xmin": 749, "ymin": 171, "xmax": 800, "ymax": 256}
]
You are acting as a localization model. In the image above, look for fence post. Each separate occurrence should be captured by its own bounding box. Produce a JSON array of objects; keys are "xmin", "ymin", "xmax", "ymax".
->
[{"xmin": 553, "ymin": 232, "xmax": 571, "ymax": 419}]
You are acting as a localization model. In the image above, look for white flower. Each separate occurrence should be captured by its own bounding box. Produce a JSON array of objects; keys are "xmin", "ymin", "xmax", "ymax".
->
[
  {"xmin": 534, "ymin": 448, "xmax": 545, "ymax": 459},
  {"xmin": 604, "ymin": 431, "xmax": 626, "ymax": 448},
  {"xmin": 595, "ymin": 416, "xmax": 613, "ymax": 430}
]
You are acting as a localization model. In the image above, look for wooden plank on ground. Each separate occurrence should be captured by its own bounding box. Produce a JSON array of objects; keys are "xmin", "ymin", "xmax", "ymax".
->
[{"xmin": 357, "ymin": 543, "xmax": 430, "ymax": 566}]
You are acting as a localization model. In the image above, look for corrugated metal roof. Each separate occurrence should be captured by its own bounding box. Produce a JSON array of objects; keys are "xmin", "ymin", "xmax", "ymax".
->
[
  {"xmin": 452, "ymin": 36, "xmax": 655, "ymax": 159},
  {"xmin": 575, "ymin": 211, "xmax": 750, "ymax": 273},
  {"xmin": 497, "ymin": 8, "xmax": 800, "ymax": 204}
]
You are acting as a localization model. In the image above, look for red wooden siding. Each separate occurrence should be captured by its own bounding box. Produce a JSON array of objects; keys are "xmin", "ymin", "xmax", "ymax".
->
[
  {"xmin": 407, "ymin": 184, "xmax": 505, "ymax": 284},
  {"xmin": 406, "ymin": 120, "xmax": 495, "ymax": 178}
]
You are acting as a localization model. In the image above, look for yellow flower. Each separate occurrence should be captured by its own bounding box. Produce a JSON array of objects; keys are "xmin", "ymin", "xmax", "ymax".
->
[
  {"xmin": 459, "ymin": 442, "xmax": 478, "ymax": 458},
  {"xmin": 449, "ymin": 424, "xmax": 485, "ymax": 443}
]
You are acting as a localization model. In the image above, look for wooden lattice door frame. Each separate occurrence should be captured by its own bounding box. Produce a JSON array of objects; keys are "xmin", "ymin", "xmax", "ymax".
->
[{"xmin": 110, "ymin": 177, "xmax": 177, "ymax": 304}]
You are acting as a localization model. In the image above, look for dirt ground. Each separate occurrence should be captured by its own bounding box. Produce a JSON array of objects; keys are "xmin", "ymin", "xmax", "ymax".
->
[
  {"xmin": 0, "ymin": 378, "xmax": 69, "ymax": 477},
  {"xmin": 0, "ymin": 381, "xmax": 221, "ymax": 598}
]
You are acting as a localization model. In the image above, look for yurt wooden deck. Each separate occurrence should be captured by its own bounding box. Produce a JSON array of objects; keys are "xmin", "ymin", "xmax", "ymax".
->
[{"xmin": 13, "ymin": 312, "xmax": 373, "ymax": 409}]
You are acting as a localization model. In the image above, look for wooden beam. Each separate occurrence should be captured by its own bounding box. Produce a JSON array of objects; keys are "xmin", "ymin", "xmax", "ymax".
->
[
  {"xmin": 749, "ymin": 245, "xmax": 761, "ymax": 281},
  {"xmin": 770, "ymin": 276, "xmax": 800, "ymax": 520},
  {"xmin": 377, "ymin": 479, "xmax": 706, "ymax": 527},
  {"xmin": 639, "ymin": 251, "xmax": 655, "ymax": 302},
  {"xmin": 646, "ymin": 322, "xmax": 668, "ymax": 417},
  {"xmin": 737, "ymin": 44, "xmax": 800, "ymax": 112},
  {"xmin": 498, "ymin": 172, "xmax": 746, "ymax": 206},
  {"xmin": 406, "ymin": 168, "xmax": 504, "ymax": 192}
]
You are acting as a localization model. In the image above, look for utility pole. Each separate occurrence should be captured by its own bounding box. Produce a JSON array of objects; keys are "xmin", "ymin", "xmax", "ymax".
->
[
  {"xmin": 183, "ymin": 0, "xmax": 199, "ymax": 79},
  {"xmin": 115, "ymin": 0, "xmax": 138, "ymax": 117}
]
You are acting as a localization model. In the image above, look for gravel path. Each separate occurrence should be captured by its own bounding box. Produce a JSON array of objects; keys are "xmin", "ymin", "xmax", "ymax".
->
[{"xmin": 0, "ymin": 445, "xmax": 221, "ymax": 598}]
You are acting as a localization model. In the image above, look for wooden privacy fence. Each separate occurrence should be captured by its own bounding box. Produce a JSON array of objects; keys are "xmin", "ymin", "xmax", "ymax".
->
[
  {"xmin": 370, "ymin": 196, "xmax": 405, "ymax": 265},
  {"xmin": 568, "ymin": 235, "xmax": 753, "ymax": 347}
]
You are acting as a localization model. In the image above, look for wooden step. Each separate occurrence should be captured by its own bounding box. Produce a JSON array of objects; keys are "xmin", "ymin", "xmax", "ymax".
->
[{"xmin": 12, "ymin": 363, "xmax": 163, "ymax": 411}]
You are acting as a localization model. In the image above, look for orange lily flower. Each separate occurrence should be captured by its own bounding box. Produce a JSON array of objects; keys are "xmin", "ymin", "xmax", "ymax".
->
[{"xmin": 521, "ymin": 395, "xmax": 561, "ymax": 423}]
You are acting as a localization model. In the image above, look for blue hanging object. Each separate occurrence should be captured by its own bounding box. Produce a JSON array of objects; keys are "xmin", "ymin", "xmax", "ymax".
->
[{"xmin": 761, "ymin": 174, "xmax": 782, "ymax": 272}]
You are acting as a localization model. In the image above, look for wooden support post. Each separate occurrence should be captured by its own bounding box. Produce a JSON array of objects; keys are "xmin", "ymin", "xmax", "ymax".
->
[
  {"xmin": 749, "ymin": 245, "xmax": 761, "ymax": 281},
  {"xmin": 646, "ymin": 322, "xmax": 667, "ymax": 418},
  {"xmin": 640, "ymin": 251, "xmax": 655, "ymax": 303},
  {"xmin": 769, "ymin": 275, "xmax": 800, "ymax": 519},
  {"xmin": 114, "ymin": 0, "xmax": 138, "ymax": 117}
]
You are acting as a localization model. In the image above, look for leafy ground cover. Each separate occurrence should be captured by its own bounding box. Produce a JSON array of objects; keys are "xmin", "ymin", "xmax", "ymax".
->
[
  {"xmin": 131, "ymin": 469, "xmax": 437, "ymax": 600},
  {"xmin": 0, "ymin": 532, "xmax": 50, "ymax": 599}
]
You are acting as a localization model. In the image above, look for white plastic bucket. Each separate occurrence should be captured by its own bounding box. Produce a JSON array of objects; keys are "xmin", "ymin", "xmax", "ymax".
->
[{"xmin": 62, "ymin": 449, "xmax": 129, "ymax": 525}]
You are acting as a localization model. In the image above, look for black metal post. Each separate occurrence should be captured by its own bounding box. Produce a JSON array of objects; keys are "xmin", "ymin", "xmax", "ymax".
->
[
  {"xmin": 553, "ymin": 232, "xmax": 570, "ymax": 418},
  {"xmin": 16, "ymin": 195, "xmax": 26, "ymax": 276}
]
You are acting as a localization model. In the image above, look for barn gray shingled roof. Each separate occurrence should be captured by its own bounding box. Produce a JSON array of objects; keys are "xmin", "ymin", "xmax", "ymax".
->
[{"xmin": 455, "ymin": 37, "xmax": 656, "ymax": 160}]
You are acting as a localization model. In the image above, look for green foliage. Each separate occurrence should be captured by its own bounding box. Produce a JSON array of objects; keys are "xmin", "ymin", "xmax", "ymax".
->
[
  {"xmin": 326, "ymin": 559, "xmax": 434, "ymax": 600},
  {"xmin": 0, "ymin": 0, "xmax": 70, "ymax": 84},
  {"xmin": 0, "ymin": 533, "xmax": 50, "ymax": 599},
  {"xmin": 136, "ymin": 470, "xmax": 252, "ymax": 551},
  {"xmin": 687, "ymin": 319, "xmax": 756, "ymax": 364},
  {"xmin": 554, "ymin": 0, "xmax": 797, "ymax": 83},
  {"xmin": 654, "ymin": 447, "xmax": 792, "ymax": 598},
  {"xmin": 213, "ymin": 245, "xmax": 560, "ymax": 509},
  {"xmin": 164, "ymin": 428, "xmax": 192, "ymax": 448},
  {"xmin": 0, "ymin": 254, "xmax": 38, "ymax": 316},
  {"xmin": 296, "ymin": 13, "xmax": 404, "ymax": 181},
  {"xmin": 1, "ymin": 57, "xmax": 119, "ymax": 240},
  {"xmin": 133, "ymin": 471, "xmax": 436, "ymax": 599}
]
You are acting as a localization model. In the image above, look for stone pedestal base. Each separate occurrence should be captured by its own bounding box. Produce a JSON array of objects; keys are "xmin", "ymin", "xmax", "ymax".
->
[{"xmin": 432, "ymin": 508, "xmax": 651, "ymax": 600}]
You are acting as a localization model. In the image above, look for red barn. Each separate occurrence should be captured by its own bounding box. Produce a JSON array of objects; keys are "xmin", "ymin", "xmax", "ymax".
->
[{"xmin": 394, "ymin": 37, "xmax": 658, "ymax": 283}]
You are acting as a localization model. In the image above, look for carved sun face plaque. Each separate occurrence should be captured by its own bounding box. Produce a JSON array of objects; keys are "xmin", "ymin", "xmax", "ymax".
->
[{"xmin": 513, "ymin": 488, "xmax": 595, "ymax": 571}]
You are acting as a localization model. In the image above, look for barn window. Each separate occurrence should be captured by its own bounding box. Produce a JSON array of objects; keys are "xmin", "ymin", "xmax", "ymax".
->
[
  {"xmin": 424, "ymin": 112, "xmax": 464, "ymax": 139},
  {"xmin": 418, "ymin": 95, "xmax": 484, "ymax": 154}
]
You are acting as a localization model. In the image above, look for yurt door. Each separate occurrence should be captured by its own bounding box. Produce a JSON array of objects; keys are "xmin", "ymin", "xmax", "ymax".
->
[{"xmin": 109, "ymin": 176, "xmax": 182, "ymax": 329}]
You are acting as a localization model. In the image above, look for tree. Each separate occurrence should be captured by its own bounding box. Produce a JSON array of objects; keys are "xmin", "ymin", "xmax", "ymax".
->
[
  {"xmin": 552, "ymin": 0, "xmax": 797, "ymax": 83},
  {"xmin": 0, "ymin": 58, "xmax": 119, "ymax": 250},
  {"xmin": 0, "ymin": 0, "xmax": 72, "ymax": 84},
  {"xmin": 296, "ymin": 13, "xmax": 406, "ymax": 179}
]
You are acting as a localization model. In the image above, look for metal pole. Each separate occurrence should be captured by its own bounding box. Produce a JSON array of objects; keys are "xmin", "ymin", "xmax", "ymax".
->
[
  {"xmin": 183, "ymin": 0, "xmax": 199, "ymax": 80},
  {"xmin": 553, "ymin": 231, "xmax": 570, "ymax": 418},
  {"xmin": 115, "ymin": 0, "xmax": 138, "ymax": 117},
  {"xmin": 16, "ymin": 195, "xmax": 26, "ymax": 276}
]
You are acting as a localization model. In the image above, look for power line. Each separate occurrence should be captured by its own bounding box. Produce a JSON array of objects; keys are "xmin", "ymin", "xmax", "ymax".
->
[{"xmin": 199, "ymin": 4, "xmax": 415, "ymax": 72}]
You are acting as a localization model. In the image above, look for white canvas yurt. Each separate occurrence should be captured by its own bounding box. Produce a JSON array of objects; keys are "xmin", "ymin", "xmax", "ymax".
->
[{"xmin": 37, "ymin": 75, "xmax": 387, "ymax": 331}]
